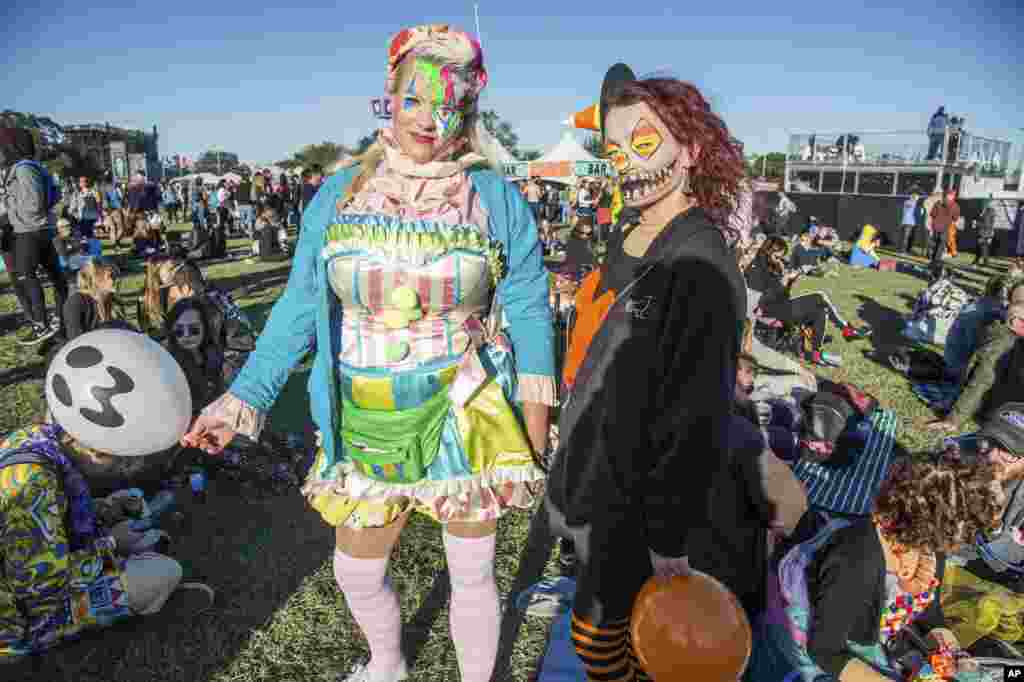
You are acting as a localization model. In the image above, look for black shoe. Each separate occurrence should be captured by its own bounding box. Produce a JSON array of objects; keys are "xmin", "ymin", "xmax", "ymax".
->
[
  {"xmin": 16, "ymin": 323, "xmax": 57, "ymax": 347},
  {"xmin": 968, "ymin": 636, "xmax": 1024, "ymax": 660}
]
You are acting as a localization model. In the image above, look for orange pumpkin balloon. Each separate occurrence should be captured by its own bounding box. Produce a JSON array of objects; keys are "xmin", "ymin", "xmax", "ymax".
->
[{"xmin": 630, "ymin": 571, "xmax": 752, "ymax": 681}]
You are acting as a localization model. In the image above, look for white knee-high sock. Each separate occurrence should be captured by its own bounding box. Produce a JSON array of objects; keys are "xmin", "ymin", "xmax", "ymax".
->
[
  {"xmin": 443, "ymin": 531, "xmax": 500, "ymax": 682},
  {"xmin": 333, "ymin": 549, "xmax": 404, "ymax": 677}
]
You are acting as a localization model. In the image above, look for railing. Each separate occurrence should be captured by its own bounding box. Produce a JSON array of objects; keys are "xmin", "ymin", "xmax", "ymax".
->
[{"xmin": 787, "ymin": 130, "xmax": 1012, "ymax": 175}]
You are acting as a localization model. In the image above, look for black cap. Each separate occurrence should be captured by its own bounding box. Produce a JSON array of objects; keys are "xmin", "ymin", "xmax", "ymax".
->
[
  {"xmin": 979, "ymin": 403, "xmax": 1024, "ymax": 456},
  {"xmin": 599, "ymin": 63, "xmax": 637, "ymax": 139}
]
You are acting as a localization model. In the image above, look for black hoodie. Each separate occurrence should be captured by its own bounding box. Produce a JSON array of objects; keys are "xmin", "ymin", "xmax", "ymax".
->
[{"xmin": 547, "ymin": 207, "xmax": 746, "ymax": 557}]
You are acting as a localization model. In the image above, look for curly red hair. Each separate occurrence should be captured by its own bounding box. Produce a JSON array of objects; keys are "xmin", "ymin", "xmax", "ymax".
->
[{"xmin": 605, "ymin": 79, "xmax": 745, "ymax": 229}]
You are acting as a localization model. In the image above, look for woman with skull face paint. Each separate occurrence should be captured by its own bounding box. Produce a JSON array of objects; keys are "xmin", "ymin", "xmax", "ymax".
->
[
  {"xmin": 182, "ymin": 24, "xmax": 554, "ymax": 682},
  {"xmin": 548, "ymin": 67, "xmax": 751, "ymax": 681}
]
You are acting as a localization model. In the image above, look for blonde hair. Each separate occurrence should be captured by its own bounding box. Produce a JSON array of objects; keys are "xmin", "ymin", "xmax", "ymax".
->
[
  {"xmin": 77, "ymin": 259, "xmax": 118, "ymax": 323},
  {"xmin": 340, "ymin": 52, "xmax": 502, "ymax": 206},
  {"xmin": 142, "ymin": 257, "xmax": 182, "ymax": 332}
]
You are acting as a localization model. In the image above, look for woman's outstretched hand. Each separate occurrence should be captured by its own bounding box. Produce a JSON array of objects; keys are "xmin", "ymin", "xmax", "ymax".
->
[{"xmin": 181, "ymin": 415, "xmax": 236, "ymax": 455}]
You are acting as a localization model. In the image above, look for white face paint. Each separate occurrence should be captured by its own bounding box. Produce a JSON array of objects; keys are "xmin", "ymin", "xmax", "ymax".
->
[
  {"xmin": 604, "ymin": 102, "xmax": 696, "ymax": 209},
  {"xmin": 172, "ymin": 309, "xmax": 204, "ymax": 351}
]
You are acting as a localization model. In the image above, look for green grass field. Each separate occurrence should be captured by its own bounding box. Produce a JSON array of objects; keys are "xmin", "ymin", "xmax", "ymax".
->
[{"xmin": 0, "ymin": 224, "xmax": 1013, "ymax": 681}]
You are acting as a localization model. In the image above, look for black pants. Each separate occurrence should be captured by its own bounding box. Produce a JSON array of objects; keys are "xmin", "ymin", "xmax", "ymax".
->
[
  {"xmin": 11, "ymin": 230, "xmax": 68, "ymax": 329},
  {"xmin": 763, "ymin": 293, "xmax": 848, "ymax": 353},
  {"xmin": 928, "ymin": 231, "xmax": 945, "ymax": 266},
  {"xmin": 899, "ymin": 223, "xmax": 919, "ymax": 253},
  {"xmin": 2, "ymin": 249, "xmax": 32, "ymax": 320},
  {"xmin": 546, "ymin": 497, "xmax": 653, "ymax": 681},
  {"xmin": 974, "ymin": 239, "xmax": 992, "ymax": 265}
]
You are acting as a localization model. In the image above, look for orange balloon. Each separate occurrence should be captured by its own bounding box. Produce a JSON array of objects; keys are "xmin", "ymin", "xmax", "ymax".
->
[{"xmin": 630, "ymin": 571, "xmax": 752, "ymax": 681}]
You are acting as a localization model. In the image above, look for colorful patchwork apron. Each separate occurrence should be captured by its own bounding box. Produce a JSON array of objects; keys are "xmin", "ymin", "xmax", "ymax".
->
[{"xmin": 302, "ymin": 214, "xmax": 543, "ymax": 528}]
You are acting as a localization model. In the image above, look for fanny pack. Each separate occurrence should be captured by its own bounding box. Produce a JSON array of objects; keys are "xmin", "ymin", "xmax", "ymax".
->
[{"xmin": 342, "ymin": 387, "xmax": 451, "ymax": 484}]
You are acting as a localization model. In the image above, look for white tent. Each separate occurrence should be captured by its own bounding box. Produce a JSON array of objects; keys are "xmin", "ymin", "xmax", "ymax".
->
[
  {"xmin": 535, "ymin": 129, "xmax": 601, "ymax": 166},
  {"xmin": 528, "ymin": 129, "xmax": 606, "ymax": 184}
]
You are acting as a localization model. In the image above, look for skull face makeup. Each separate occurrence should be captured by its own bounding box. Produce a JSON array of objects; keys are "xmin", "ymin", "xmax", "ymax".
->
[
  {"xmin": 392, "ymin": 57, "xmax": 471, "ymax": 164},
  {"xmin": 172, "ymin": 309, "xmax": 204, "ymax": 351},
  {"xmin": 604, "ymin": 102, "xmax": 695, "ymax": 209}
]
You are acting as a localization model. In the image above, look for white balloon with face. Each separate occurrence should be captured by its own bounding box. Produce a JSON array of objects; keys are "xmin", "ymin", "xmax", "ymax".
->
[
  {"xmin": 604, "ymin": 102, "xmax": 696, "ymax": 209},
  {"xmin": 173, "ymin": 309, "xmax": 205, "ymax": 351},
  {"xmin": 45, "ymin": 329, "xmax": 192, "ymax": 456}
]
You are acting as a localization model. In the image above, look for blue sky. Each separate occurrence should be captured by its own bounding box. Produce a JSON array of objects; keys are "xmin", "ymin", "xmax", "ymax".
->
[{"xmin": 6, "ymin": 0, "xmax": 1023, "ymax": 165}]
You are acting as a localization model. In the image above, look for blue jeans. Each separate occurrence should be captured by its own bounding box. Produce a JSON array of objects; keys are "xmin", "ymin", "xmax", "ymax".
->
[{"xmin": 238, "ymin": 204, "xmax": 256, "ymax": 233}]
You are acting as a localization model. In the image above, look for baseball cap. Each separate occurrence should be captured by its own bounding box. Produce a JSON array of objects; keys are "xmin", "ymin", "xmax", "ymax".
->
[{"xmin": 979, "ymin": 403, "xmax": 1024, "ymax": 456}]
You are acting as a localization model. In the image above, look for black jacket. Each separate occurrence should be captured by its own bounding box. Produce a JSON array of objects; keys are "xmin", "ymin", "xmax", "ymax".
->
[
  {"xmin": 547, "ymin": 207, "xmax": 746, "ymax": 557},
  {"xmin": 746, "ymin": 255, "xmax": 789, "ymax": 309}
]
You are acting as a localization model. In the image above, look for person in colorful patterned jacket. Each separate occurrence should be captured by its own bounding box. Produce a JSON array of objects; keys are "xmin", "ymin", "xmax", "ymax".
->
[
  {"xmin": 1, "ymin": 331, "xmax": 213, "ymax": 663},
  {"xmin": 746, "ymin": 458, "xmax": 1002, "ymax": 682},
  {"xmin": 182, "ymin": 24, "xmax": 553, "ymax": 682}
]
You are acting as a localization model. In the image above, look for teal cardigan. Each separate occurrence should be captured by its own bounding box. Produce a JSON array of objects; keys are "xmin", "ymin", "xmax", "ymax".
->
[{"xmin": 228, "ymin": 165, "xmax": 554, "ymax": 462}]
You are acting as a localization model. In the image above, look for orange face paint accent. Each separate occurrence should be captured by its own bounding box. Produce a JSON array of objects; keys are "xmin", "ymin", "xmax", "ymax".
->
[{"xmin": 630, "ymin": 118, "xmax": 663, "ymax": 159}]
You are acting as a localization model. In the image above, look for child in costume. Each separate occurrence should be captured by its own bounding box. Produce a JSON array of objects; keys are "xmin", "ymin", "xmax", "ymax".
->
[
  {"xmin": 548, "ymin": 64, "xmax": 748, "ymax": 681},
  {"xmin": 183, "ymin": 24, "xmax": 554, "ymax": 682},
  {"xmin": 1, "ymin": 330, "xmax": 212, "ymax": 663}
]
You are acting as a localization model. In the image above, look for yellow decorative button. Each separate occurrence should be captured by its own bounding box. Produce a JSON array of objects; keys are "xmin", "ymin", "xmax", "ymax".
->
[{"xmin": 390, "ymin": 286, "xmax": 420, "ymax": 311}]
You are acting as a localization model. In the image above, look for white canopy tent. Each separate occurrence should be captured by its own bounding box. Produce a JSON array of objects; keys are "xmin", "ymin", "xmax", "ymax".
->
[
  {"xmin": 535, "ymin": 129, "xmax": 602, "ymax": 166},
  {"xmin": 507, "ymin": 129, "xmax": 609, "ymax": 184}
]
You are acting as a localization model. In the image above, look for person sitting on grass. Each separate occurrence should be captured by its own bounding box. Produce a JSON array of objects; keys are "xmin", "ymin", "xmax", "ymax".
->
[
  {"xmin": 746, "ymin": 457, "xmax": 1003, "ymax": 681},
  {"xmin": 789, "ymin": 231, "xmax": 828, "ymax": 274},
  {"xmin": 164, "ymin": 297, "xmax": 225, "ymax": 413},
  {"xmin": 849, "ymin": 223, "xmax": 882, "ymax": 269},
  {"xmin": 943, "ymin": 273, "xmax": 1011, "ymax": 383},
  {"xmin": 928, "ymin": 302, "xmax": 1024, "ymax": 433},
  {"xmin": 746, "ymin": 236, "xmax": 869, "ymax": 367},
  {"xmin": 63, "ymin": 258, "xmax": 122, "ymax": 342},
  {"xmin": 0, "ymin": 340, "xmax": 213, "ymax": 663},
  {"xmin": 937, "ymin": 404, "xmax": 1024, "ymax": 657}
]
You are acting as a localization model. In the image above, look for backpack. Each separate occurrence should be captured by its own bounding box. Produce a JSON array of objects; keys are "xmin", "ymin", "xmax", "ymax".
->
[
  {"xmin": 10, "ymin": 160, "xmax": 61, "ymax": 211},
  {"xmin": 205, "ymin": 287, "xmax": 252, "ymax": 331},
  {"xmin": 903, "ymin": 277, "xmax": 972, "ymax": 345}
]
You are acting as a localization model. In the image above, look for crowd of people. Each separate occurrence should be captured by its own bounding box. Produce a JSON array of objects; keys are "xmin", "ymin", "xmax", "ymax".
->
[{"xmin": 4, "ymin": 21, "xmax": 1024, "ymax": 682}]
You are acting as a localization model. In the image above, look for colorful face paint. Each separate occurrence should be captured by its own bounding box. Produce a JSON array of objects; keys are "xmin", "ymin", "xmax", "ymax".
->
[
  {"xmin": 630, "ymin": 118, "xmax": 663, "ymax": 159},
  {"xmin": 604, "ymin": 102, "xmax": 691, "ymax": 209},
  {"xmin": 392, "ymin": 57, "xmax": 473, "ymax": 162}
]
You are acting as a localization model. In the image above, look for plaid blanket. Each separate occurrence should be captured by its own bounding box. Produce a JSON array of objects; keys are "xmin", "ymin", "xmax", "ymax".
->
[
  {"xmin": 792, "ymin": 409, "xmax": 899, "ymax": 516},
  {"xmin": 912, "ymin": 381, "xmax": 962, "ymax": 413}
]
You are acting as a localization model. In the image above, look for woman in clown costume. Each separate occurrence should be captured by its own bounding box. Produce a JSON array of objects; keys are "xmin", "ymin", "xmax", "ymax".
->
[{"xmin": 183, "ymin": 24, "xmax": 554, "ymax": 682}]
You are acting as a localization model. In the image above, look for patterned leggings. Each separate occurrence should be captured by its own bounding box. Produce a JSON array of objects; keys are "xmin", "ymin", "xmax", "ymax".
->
[{"xmin": 570, "ymin": 612, "xmax": 652, "ymax": 682}]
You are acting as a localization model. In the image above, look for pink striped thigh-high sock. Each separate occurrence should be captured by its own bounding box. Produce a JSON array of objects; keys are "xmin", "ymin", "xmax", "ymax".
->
[
  {"xmin": 333, "ymin": 549, "xmax": 404, "ymax": 678},
  {"xmin": 443, "ymin": 531, "xmax": 500, "ymax": 682}
]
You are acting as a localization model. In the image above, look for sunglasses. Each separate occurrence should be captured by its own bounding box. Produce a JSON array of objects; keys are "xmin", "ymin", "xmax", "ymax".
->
[{"xmin": 174, "ymin": 323, "xmax": 202, "ymax": 338}]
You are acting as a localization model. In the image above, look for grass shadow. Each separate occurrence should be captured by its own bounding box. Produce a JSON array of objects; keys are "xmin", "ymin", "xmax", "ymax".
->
[
  {"xmin": 851, "ymin": 293, "xmax": 915, "ymax": 379},
  {"xmin": 491, "ymin": 505, "xmax": 556, "ymax": 682}
]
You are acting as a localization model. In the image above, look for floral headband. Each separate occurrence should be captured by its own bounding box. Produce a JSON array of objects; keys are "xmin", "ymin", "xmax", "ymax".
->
[{"xmin": 385, "ymin": 24, "xmax": 488, "ymax": 108}]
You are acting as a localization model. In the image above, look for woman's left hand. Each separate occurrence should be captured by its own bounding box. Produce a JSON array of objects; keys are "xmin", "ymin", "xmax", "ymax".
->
[{"xmin": 649, "ymin": 551, "xmax": 691, "ymax": 580}]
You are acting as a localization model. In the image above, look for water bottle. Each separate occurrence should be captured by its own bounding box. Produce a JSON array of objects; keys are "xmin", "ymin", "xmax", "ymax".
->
[{"xmin": 190, "ymin": 467, "xmax": 208, "ymax": 503}]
